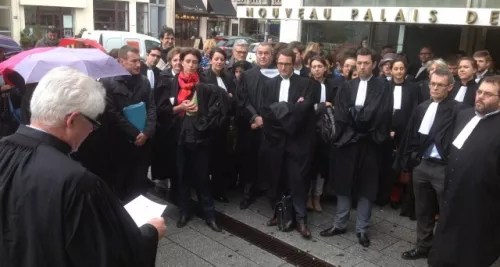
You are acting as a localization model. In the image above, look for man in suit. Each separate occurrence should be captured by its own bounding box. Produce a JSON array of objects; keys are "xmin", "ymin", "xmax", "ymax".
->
[
  {"xmin": 140, "ymin": 47, "xmax": 162, "ymax": 90},
  {"xmin": 409, "ymin": 46, "xmax": 433, "ymax": 82}
]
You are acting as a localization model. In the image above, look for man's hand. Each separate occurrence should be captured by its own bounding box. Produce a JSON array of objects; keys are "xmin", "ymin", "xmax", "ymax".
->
[
  {"xmin": 297, "ymin": 97, "xmax": 304, "ymax": 103},
  {"xmin": 0, "ymin": 84, "xmax": 12, "ymax": 92},
  {"xmin": 186, "ymin": 103, "xmax": 198, "ymax": 113},
  {"xmin": 326, "ymin": 101, "xmax": 333, "ymax": 107},
  {"xmin": 148, "ymin": 217, "xmax": 167, "ymax": 240},
  {"xmin": 135, "ymin": 133, "xmax": 148, "ymax": 146},
  {"xmin": 228, "ymin": 93, "xmax": 233, "ymax": 98},
  {"xmin": 254, "ymin": 116, "xmax": 263, "ymax": 127},
  {"xmin": 390, "ymin": 131, "xmax": 395, "ymax": 138},
  {"xmin": 251, "ymin": 123, "xmax": 258, "ymax": 130}
]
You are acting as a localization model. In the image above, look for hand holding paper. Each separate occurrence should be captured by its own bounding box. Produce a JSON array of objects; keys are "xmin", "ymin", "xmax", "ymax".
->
[{"xmin": 124, "ymin": 195, "xmax": 167, "ymax": 228}]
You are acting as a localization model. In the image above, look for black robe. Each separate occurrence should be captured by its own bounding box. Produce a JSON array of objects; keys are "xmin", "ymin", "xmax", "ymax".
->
[
  {"xmin": 332, "ymin": 77, "xmax": 393, "ymax": 200},
  {"xmin": 450, "ymin": 79, "xmax": 478, "ymax": 108},
  {"xmin": 429, "ymin": 109, "xmax": 500, "ymax": 267},
  {"xmin": 259, "ymin": 74, "xmax": 317, "ymax": 204},
  {"xmin": 394, "ymin": 96, "xmax": 460, "ymax": 172},
  {"xmin": 391, "ymin": 80, "xmax": 421, "ymax": 145},
  {"xmin": 0, "ymin": 126, "xmax": 158, "ymax": 267}
]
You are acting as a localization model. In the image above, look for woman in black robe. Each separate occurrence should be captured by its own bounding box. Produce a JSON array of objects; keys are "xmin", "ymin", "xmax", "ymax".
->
[
  {"xmin": 450, "ymin": 57, "xmax": 478, "ymax": 107},
  {"xmin": 150, "ymin": 47, "xmax": 183, "ymax": 200},
  {"xmin": 306, "ymin": 55, "xmax": 337, "ymax": 212},
  {"xmin": 171, "ymin": 48, "xmax": 229, "ymax": 232},
  {"xmin": 387, "ymin": 58, "xmax": 420, "ymax": 217},
  {"xmin": 202, "ymin": 47, "xmax": 236, "ymax": 203}
]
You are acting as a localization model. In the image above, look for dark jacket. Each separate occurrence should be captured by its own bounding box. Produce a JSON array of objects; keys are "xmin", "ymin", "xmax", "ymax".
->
[{"xmin": 140, "ymin": 62, "xmax": 161, "ymax": 89}]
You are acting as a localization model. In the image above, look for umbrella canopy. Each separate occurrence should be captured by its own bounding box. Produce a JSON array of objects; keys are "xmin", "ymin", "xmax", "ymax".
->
[
  {"xmin": 0, "ymin": 34, "xmax": 22, "ymax": 55},
  {"xmin": 0, "ymin": 47, "xmax": 129, "ymax": 84},
  {"xmin": 59, "ymin": 38, "xmax": 107, "ymax": 53}
]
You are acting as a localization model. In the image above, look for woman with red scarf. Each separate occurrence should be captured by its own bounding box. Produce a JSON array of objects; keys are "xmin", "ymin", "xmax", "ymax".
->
[{"xmin": 170, "ymin": 48, "xmax": 223, "ymax": 232}]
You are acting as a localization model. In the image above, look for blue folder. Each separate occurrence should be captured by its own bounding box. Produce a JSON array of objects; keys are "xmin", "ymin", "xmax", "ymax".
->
[{"xmin": 123, "ymin": 102, "xmax": 146, "ymax": 131}]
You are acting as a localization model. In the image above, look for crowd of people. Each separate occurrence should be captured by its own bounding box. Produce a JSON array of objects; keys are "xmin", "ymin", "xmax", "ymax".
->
[{"xmin": 0, "ymin": 26, "xmax": 500, "ymax": 267}]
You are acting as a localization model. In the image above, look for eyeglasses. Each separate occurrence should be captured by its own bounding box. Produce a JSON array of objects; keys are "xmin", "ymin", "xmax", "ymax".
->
[
  {"xmin": 234, "ymin": 50, "xmax": 248, "ymax": 55},
  {"xmin": 476, "ymin": 89, "xmax": 500, "ymax": 98},
  {"xmin": 277, "ymin": 62, "xmax": 293, "ymax": 67},
  {"xmin": 81, "ymin": 114, "xmax": 101, "ymax": 131}
]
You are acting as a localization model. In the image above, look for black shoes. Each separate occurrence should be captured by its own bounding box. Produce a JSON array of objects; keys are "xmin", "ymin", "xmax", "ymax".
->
[
  {"xmin": 206, "ymin": 220, "xmax": 222, "ymax": 232},
  {"xmin": 239, "ymin": 198, "xmax": 254, "ymax": 210},
  {"xmin": 266, "ymin": 217, "xmax": 277, "ymax": 226},
  {"xmin": 176, "ymin": 215, "xmax": 189, "ymax": 228},
  {"xmin": 296, "ymin": 219, "xmax": 312, "ymax": 239},
  {"xmin": 357, "ymin": 232, "xmax": 370, "ymax": 247},
  {"xmin": 214, "ymin": 195, "xmax": 230, "ymax": 203},
  {"xmin": 401, "ymin": 247, "xmax": 429, "ymax": 260},
  {"xmin": 319, "ymin": 226, "xmax": 346, "ymax": 237}
]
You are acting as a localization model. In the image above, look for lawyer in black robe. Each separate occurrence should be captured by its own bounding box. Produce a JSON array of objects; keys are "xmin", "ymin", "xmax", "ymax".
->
[
  {"xmin": 235, "ymin": 43, "xmax": 276, "ymax": 209},
  {"xmin": 429, "ymin": 78, "xmax": 500, "ymax": 267},
  {"xmin": 0, "ymin": 127, "xmax": 159, "ymax": 267},
  {"xmin": 450, "ymin": 58, "xmax": 478, "ymax": 108}
]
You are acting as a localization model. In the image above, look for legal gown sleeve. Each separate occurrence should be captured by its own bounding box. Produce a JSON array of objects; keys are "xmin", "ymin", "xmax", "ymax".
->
[{"xmin": 64, "ymin": 171, "xmax": 158, "ymax": 267}]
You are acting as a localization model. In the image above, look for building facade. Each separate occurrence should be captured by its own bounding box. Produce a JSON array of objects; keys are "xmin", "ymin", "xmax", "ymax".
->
[{"xmin": 238, "ymin": 0, "xmax": 500, "ymax": 62}]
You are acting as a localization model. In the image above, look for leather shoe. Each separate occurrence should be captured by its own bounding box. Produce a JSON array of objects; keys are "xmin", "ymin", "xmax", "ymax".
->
[
  {"xmin": 401, "ymin": 247, "xmax": 429, "ymax": 260},
  {"xmin": 239, "ymin": 198, "xmax": 254, "ymax": 210},
  {"xmin": 176, "ymin": 215, "xmax": 189, "ymax": 228},
  {"xmin": 206, "ymin": 220, "xmax": 222, "ymax": 232},
  {"xmin": 319, "ymin": 226, "xmax": 346, "ymax": 237},
  {"xmin": 357, "ymin": 232, "xmax": 370, "ymax": 247},
  {"xmin": 266, "ymin": 217, "xmax": 277, "ymax": 226},
  {"xmin": 214, "ymin": 195, "xmax": 230, "ymax": 203},
  {"xmin": 296, "ymin": 220, "xmax": 312, "ymax": 239}
]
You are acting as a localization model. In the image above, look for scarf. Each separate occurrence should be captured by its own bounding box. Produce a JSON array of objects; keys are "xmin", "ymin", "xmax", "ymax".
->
[{"xmin": 177, "ymin": 71, "xmax": 199, "ymax": 104}]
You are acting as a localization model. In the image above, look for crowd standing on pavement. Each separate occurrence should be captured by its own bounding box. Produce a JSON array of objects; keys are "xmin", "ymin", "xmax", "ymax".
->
[{"xmin": 0, "ymin": 26, "xmax": 500, "ymax": 267}]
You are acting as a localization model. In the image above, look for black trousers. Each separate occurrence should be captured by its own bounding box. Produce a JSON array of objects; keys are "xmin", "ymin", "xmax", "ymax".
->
[
  {"xmin": 239, "ymin": 128, "xmax": 263, "ymax": 200},
  {"xmin": 177, "ymin": 143, "xmax": 215, "ymax": 221},
  {"xmin": 210, "ymin": 127, "xmax": 234, "ymax": 197}
]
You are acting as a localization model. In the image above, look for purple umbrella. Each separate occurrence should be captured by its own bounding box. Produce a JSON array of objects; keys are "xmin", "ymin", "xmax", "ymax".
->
[
  {"xmin": 10, "ymin": 47, "xmax": 130, "ymax": 84},
  {"xmin": 0, "ymin": 34, "xmax": 22, "ymax": 56}
]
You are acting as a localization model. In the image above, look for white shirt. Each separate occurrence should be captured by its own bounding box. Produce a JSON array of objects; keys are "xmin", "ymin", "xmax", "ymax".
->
[
  {"xmin": 393, "ymin": 85, "xmax": 402, "ymax": 110},
  {"xmin": 293, "ymin": 65, "xmax": 303, "ymax": 76},
  {"xmin": 355, "ymin": 78, "xmax": 371, "ymax": 107},
  {"xmin": 279, "ymin": 76, "xmax": 290, "ymax": 102},
  {"xmin": 216, "ymin": 76, "xmax": 227, "ymax": 91},
  {"xmin": 418, "ymin": 102, "xmax": 439, "ymax": 135},
  {"xmin": 454, "ymin": 86, "xmax": 467, "ymax": 102},
  {"xmin": 320, "ymin": 83, "xmax": 326, "ymax": 103},
  {"xmin": 147, "ymin": 69, "xmax": 155, "ymax": 89}
]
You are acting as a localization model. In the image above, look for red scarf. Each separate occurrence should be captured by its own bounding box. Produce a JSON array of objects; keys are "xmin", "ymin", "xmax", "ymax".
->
[{"xmin": 177, "ymin": 72, "xmax": 200, "ymax": 104}]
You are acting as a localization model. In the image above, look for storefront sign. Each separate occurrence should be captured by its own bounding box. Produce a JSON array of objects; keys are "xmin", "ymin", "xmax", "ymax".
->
[{"xmin": 237, "ymin": 6, "xmax": 500, "ymax": 26}]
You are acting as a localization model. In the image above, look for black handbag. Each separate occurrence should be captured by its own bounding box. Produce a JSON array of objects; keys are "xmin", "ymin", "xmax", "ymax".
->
[
  {"xmin": 319, "ymin": 106, "xmax": 336, "ymax": 144},
  {"xmin": 275, "ymin": 194, "xmax": 295, "ymax": 232}
]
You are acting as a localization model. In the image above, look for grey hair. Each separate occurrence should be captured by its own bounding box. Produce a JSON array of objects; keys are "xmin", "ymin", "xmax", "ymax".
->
[
  {"xmin": 233, "ymin": 39, "xmax": 249, "ymax": 48},
  {"xmin": 431, "ymin": 68, "xmax": 455, "ymax": 85},
  {"xmin": 426, "ymin": 58, "xmax": 447, "ymax": 72},
  {"xmin": 256, "ymin": 42, "xmax": 274, "ymax": 54},
  {"xmin": 30, "ymin": 66, "xmax": 106, "ymax": 127}
]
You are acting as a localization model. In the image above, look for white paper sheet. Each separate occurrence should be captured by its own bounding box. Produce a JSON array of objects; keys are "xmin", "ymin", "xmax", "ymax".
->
[{"xmin": 124, "ymin": 195, "xmax": 167, "ymax": 227}]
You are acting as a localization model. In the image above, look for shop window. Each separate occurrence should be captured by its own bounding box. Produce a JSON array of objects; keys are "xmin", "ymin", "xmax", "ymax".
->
[
  {"xmin": 94, "ymin": 0, "xmax": 129, "ymax": 31},
  {"xmin": 136, "ymin": 3, "xmax": 148, "ymax": 34}
]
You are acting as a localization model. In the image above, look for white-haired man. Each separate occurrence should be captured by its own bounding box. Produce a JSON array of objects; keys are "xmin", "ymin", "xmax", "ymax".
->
[{"xmin": 0, "ymin": 67, "xmax": 166, "ymax": 267}]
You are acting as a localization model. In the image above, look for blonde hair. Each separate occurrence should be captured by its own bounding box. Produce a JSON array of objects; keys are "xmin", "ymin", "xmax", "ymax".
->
[
  {"xmin": 305, "ymin": 42, "xmax": 320, "ymax": 54},
  {"xmin": 203, "ymin": 39, "xmax": 217, "ymax": 54}
]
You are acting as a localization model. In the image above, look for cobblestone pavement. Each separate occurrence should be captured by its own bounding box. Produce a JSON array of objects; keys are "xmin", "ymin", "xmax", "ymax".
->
[{"xmin": 149, "ymin": 191, "xmax": 500, "ymax": 267}]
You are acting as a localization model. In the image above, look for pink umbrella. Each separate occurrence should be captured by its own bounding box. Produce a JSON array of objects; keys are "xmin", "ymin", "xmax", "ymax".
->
[{"xmin": 0, "ymin": 47, "xmax": 55, "ymax": 84}]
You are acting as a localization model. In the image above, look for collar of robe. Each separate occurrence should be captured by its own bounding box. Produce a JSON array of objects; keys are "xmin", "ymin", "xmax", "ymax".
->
[
  {"xmin": 260, "ymin": 68, "xmax": 280, "ymax": 78},
  {"xmin": 16, "ymin": 125, "xmax": 72, "ymax": 155},
  {"xmin": 461, "ymin": 78, "xmax": 476, "ymax": 87}
]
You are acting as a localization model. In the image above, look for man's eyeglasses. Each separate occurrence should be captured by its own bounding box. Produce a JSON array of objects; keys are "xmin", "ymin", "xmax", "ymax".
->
[
  {"xmin": 82, "ymin": 114, "xmax": 101, "ymax": 131},
  {"xmin": 428, "ymin": 82, "xmax": 449, "ymax": 89},
  {"xmin": 277, "ymin": 62, "xmax": 293, "ymax": 67},
  {"xmin": 234, "ymin": 50, "xmax": 248, "ymax": 55},
  {"xmin": 476, "ymin": 89, "xmax": 500, "ymax": 98}
]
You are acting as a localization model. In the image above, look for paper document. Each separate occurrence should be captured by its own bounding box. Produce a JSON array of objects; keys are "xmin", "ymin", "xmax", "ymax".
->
[{"xmin": 124, "ymin": 195, "xmax": 167, "ymax": 227}]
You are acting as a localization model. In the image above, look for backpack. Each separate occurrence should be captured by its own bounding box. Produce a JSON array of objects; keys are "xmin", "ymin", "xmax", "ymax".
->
[{"xmin": 275, "ymin": 194, "xmax": 295, "ymax": 232}]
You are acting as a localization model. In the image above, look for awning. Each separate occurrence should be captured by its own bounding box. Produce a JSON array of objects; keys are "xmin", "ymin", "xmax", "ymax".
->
[
  {"xmin": 208, "ymin": 0, "xmax": 236, "ymax": 17},
  {"xmin": 175, "ymin": 0, "xmax": 208, "ymax": 15}
]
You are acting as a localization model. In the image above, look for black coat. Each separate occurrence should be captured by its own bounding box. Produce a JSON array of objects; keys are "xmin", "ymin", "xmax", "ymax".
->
[
  {"xmin": 391, "ymin": 80, "xmax": 420, "ymax": 145},
  {"xmin": 140, "ymin": 62, "xmax": 161, "ymax": 89},
  {"xmin": 429, "ymin": 109, "xmax": 500, "ymax": 267},
  {"xmin": 450, "ymin": 79, "xmax": 478, "ymax": 108}
]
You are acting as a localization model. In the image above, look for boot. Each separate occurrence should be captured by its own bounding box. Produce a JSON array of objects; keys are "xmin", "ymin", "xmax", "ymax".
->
[
  {"xmin": 307, "ymin": 196, "xmax": 314, "ymax": 211},
  {"xmin": 313, "ymin": 196, "xmax": 323, "ymax": 213}
]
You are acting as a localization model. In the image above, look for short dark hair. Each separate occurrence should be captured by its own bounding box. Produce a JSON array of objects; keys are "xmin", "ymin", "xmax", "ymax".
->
[
  {"xmin": 118, "ymin": 45, "xmax": 140, "ymax": 59},
  {"xmin": 159, "ymin": 27, "xmax": 175, "ymax": 39},
  {"xmin": 234, "ymin": 60, "xmax": 252, "ymax": 72},
  {"xmin": 180, "ymin": 48, "xmax": 202, "ymax": 63},
  {"xmin": 357, "ymin": 47, "xmax": 376, "ymax": 62},
  {"xmin": 276, "ymin": 48, "xmax": 296, "ymax": 65},
  {"xmin": 445, "ymin": 56, "xmax": 458, "ymax": 66},
  {"xmin": 209, "ymin": 47, "xmax": 227, "ymax": 60},
  {"xmin": 390, "ymin": 57, "xmax": 408, "ymax": 69},
  {"xmin": 473, "ymin": 50, "xmax": 490, "ymax": 58},
  {"xmin": 108, "ymin": 48, "xmax": 119, "ymax": 59},
  {"xmin": 47, "ymin": 27, "xmax": 58, "ymax": 34},
  {"xmin": 288, "ymin": 41, "xmax": 305, "ymax": 54},
  {"xmin": 167, "ymin": 47, "xmax": 183, "ymax": 63},
  {"xmin": 482, "ymin": 75, "xmax": 500, "ymax": 94},
  {"xmin": 458, "ymin": 57, "xmax": 478, "ymax": 70},
  {"xmin": 147, "ymin": 46, "xmax": 161, "ymax": 54},
  {"xmin": 431, "ymin": 68, "xmax": 455, "ymax": 85}
]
